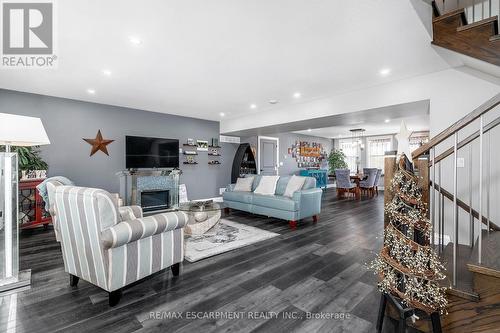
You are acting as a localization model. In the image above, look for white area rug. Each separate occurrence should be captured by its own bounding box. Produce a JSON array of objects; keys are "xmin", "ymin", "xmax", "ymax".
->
[{"xmin": 184, "ymin": 219, "xmax": 279, "ymax": 262}]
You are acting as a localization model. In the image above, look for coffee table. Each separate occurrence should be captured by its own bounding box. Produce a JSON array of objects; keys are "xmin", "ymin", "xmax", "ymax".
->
[{"xmin": 178, "ymin": 201, "xmax": 226, "ymax": 235}]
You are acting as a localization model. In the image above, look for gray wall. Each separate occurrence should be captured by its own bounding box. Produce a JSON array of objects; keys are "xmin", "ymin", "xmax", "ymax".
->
[
  {"xmin": 278, "ymin": 133, "xmax": 332, "ymax": 176},
  {"xmin": 242, "ymin": 133, "xmax": 333, "ymax": 177},
  {"xmin": 0, "ymin": 89, "xmax": 237, "ymax": 200}
]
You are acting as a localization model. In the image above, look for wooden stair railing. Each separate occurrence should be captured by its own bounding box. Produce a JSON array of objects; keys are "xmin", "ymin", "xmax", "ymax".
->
[
  {"xmin": 411, "ymin": 92, "xmax": 500, "ymax": 294},
  {"xmin": 430, "ymin": 115, "xmax": 500, "ymax": 166},
  {"xmin": 430, "ymin": 181, "xmax": 500, "ymax": 231},
  {"xmin": 412, "ymin": 93, "xmax": 500, "ymax": 160}
]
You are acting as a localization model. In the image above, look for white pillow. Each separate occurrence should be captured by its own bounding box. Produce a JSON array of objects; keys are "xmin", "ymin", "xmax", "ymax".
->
[
  {"xmin": 283, "ymin": 175, "xmax": 306, "ymax": 198},
  {"xmin": 254, "ymin": 176, "xmax": 280, "ymax": 196},
  {"xmin": 233, "ymin": 177, "xmax": 254, "ymax": 192}
]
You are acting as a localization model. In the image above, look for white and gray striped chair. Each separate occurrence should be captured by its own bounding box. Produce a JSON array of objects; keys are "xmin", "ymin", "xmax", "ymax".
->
[{"xmin": 50, "ymin": 184, "xmax": 187, "ymax": 306}]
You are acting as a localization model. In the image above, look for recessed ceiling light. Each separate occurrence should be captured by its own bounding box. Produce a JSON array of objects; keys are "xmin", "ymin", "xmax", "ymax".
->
[
  {"xmin": 307, "ymin": 128, "xmax": 312, "ymax": 132},
  {"xmin": 129, "ymin": 36, "xmax": 142, "ymax": 45},
  {"xmin": 379, "ymin": 68, "xmax": 391, "ymax": 77},
  {"xmin": 250, "ymin": 104, "xmax": 257, "ymax": 109},
  {"xmin": 219, "ymin": 112, "xmax": 225, "ymax": 117},
  {"xmin": 293, "ymin": 92, "xmax": 301, "ymax": 98},
  {"xmin": 102, "ymin": 69, "xmax": 112, "ymax": 76},
  {"xmin": 269, "ymin": 99, "xmax": 279, "ymax": 105},
  {"xmin": 385, "ymin": 119, "xmax": 391, "ymax": 123},
  {"xmin": 87, "ymin": 89, "xmax": 96, "ymax": 95}
]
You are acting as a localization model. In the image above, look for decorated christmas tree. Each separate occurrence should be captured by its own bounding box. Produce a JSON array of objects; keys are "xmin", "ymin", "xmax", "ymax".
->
[{"xmin": 370, "ymin": 154, "xmax": 448, "ymax": 315}]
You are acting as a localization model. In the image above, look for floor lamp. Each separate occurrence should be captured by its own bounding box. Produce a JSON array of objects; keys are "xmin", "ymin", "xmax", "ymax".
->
[{"xmin": 0, "ymin": 113, "xmax": 50, "ymax": 292}]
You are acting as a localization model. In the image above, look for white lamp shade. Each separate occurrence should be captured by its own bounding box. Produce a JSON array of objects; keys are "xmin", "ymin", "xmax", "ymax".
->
[{"xmin": 0, "ymin": 113, "xmax": 50, "ymax": 146}]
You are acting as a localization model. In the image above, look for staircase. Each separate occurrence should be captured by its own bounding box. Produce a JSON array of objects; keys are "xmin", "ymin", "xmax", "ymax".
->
[
  {"xmin": 431, "ymin": 0, "xmax": 500, "ymax": 66},
  {"xmin": 410, "ymin": 93, "xmax": 500, "ymax": 332}
]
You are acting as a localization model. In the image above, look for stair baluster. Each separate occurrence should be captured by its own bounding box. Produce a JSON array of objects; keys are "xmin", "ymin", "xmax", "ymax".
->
[
  {"xmin": 472, "ymin": 0, "xmax": 476, "ymax": 22},
  {"xmin": 469, "ymin": 145, "xmax": 474, "ymax": 248},
  {"xmin": 453, "ymin": 132, "xmax": 459, "ymax": 287},
  {"xmin": 431, "ymin": 147, "xmax": 437, "ymax": 246},
  {"xmin": 441, "ymin": 190, "xmax": 445, "ymax": 253},
  {"xmin": 487, "ymin": 133, "xmax": 490, "ymax": 234},
  {"xmin": 478, "ymin": 115, "xmax": 483, "ymax": 264}
]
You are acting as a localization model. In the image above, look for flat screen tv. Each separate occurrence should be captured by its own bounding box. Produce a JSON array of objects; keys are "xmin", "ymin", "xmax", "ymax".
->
[{"xmin": 126, "ymin": 136, "xmax": 179, "ymax": 169}]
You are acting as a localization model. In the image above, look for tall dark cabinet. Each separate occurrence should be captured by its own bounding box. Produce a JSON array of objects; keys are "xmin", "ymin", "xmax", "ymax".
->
[{"xmin": 231, "ymin": 143, "xmax": 257, "ymax": 183}]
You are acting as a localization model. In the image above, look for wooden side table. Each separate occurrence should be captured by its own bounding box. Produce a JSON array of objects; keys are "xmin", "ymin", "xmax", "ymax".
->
[{"xmin": 19, "ymin": 179, "xmax": 52, "ymax": 230}]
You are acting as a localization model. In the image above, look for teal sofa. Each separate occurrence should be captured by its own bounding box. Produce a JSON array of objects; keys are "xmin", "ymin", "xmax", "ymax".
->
[{"xmin": 223, "ymin": 175, "xmax": 322, "ymax": 229}]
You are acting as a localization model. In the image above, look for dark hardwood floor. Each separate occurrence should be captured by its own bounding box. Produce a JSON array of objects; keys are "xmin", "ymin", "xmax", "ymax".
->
[{"xmin": 1, "ymin": 189, "xmax": 419, "ymax": 332}]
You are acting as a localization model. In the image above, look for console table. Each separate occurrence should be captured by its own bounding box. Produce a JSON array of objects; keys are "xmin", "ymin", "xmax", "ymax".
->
[{"xmin": 299, "ymin": 169, "xmax": 328, "ymax": 189}]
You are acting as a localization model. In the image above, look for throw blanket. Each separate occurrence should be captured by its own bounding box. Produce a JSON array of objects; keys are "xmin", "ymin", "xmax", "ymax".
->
[{"xmin": 37, "ymin": 176, "xmax": 74, "ymax": 211}]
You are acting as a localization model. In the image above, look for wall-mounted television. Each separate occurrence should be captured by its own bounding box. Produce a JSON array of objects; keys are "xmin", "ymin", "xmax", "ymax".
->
[{"xmin": 126, "ymin": 136, "xmax": 179, "ymax": 169}]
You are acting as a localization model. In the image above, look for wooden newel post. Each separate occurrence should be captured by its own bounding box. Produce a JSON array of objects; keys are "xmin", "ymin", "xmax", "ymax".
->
[{"xmin": 384, "ymin": 151, "xmax": 397, "ymax": 227}]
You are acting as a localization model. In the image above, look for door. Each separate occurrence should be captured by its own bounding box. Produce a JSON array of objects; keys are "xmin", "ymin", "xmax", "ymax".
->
[{"xmin": 259, "ymin": 138, "xmax": 278, "ymax": 175}]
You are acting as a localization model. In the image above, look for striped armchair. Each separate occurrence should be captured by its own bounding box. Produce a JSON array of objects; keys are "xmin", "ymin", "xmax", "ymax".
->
[{"xmin": 51, "ymin": 185, "xmax": 187, "ymax": 306}]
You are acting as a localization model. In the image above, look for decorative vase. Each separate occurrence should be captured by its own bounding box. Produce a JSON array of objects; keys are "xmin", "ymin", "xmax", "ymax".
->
[
  {"xmin": 36, "ymin": 170, "xmax": 47, "ymax": 179},
  {"xmin": 194, "ymin": 211, "xmax": 208, "ymax": 222}
]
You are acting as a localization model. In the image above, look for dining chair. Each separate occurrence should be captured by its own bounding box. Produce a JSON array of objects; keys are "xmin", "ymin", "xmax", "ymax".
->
[
  {"xmin": 335, "ymin": 169, "xmax": 358, "ymax": 199},
  {"xmin": 359, "ymin": 168, "xmax": 378, "ymax": 197}
]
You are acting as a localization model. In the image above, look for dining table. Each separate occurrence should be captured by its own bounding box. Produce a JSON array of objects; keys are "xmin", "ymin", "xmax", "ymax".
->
[
  {"xmin": 350, "ymin": 173, "xmax": 367, "ymax": 200},
  {"xmin": 328, "ymin": 173, "xmax": 368, "ymax": 200},
  {"xmin": 350, "ymin": 173, "xmax": 367, "ymax": 185}
]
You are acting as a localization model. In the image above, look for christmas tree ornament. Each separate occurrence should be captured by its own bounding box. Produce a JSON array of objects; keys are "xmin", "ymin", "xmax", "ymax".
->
[{"xmin": 369, "ymin": 154, "xmax": 448, "ymax": 319}]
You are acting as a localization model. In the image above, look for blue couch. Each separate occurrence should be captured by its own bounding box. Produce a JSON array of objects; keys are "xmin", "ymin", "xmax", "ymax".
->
[{"xmin": 223, "ymin": 175, "xmax": 322, "ymax": 229}]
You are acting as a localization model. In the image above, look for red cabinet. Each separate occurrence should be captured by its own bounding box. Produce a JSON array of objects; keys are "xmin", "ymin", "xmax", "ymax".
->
[{"xmin": 19, "ymin": 179, "xmax": 52, "ymax": 230}]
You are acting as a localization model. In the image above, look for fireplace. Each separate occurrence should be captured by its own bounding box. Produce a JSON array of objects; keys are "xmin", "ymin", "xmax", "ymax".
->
[
  {"xmin": 140, "ymin": 189, "xmax": 170, "ymax": 212},
  {"xmin": 117, "ymin": 169, "xmax": 180, "ymax": 212}
]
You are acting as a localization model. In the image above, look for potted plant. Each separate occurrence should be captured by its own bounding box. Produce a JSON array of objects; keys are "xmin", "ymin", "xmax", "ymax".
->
[
  {"xmin": 0, "ymin": 146, "xmax": 48, "ymax": 180},
  {"xmin": 328, "ymin": 149, "xmax": 348, "ymax": 176}
]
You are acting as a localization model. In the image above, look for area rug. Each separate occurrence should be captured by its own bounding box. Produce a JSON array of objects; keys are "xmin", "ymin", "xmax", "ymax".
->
[{"xmin": 184, "ymin": 219, "xmax": 279, "ymax": 262}]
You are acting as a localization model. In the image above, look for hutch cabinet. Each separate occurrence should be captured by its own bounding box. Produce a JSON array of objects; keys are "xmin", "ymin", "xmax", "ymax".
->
[{"xmin": 19, "ymin": 179, "xmax": 51, "ymax": 230}]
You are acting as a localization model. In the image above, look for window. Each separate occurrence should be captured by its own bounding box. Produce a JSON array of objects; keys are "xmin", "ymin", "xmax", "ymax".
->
[
  {"xmin": 409, "ymin": 132, "xmax": 429, "ymax": 154},
  {"xmin": 338, "ymin": 139, "xmax": 359, "ymax": 172},
  {"xmin": 368, "ymin": 137, "xmax": 392, "ymax": 170}
]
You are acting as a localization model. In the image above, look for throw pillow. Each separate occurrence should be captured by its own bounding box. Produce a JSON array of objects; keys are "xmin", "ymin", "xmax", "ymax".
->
[
  {"xmin": 233, "ymin": 177, "xmax": 254, "ymax": 192},
  {"xmin": 283, "ymin": 175, "xmax": 306, "ymax": 198},
  {"xmin": 254, "ymin": 176, "xmax": 280, "ymax": 195}
]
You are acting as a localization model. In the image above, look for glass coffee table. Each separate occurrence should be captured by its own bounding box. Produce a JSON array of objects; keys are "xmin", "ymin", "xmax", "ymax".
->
[{"xmin": 178, "ymin": 201, "xmax": 226, "ymax": 235}]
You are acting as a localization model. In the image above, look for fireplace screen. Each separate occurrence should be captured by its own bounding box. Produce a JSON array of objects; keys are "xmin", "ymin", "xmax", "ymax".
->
[{"xmin": 140, "ymin": 190, "xmax": 170, "ymax": 212}]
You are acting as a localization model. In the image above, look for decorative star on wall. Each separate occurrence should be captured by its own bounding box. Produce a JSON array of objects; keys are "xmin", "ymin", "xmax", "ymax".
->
[{"xmin": 83, "ymin": 130, "xmax": 114, "ymax": 156}]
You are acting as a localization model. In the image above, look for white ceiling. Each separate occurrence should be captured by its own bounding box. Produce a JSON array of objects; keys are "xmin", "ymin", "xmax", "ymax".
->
[
  {"xmin": 294, "ymin": 114, "xmax": 429, "ymax": 139},
  {"xmin": 0, "ymin": 0, "xmax": 452, "ymax": 121},
  {"xmin": 226, "ymin": 100, "xmax": 430, "ymax": 137}
]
